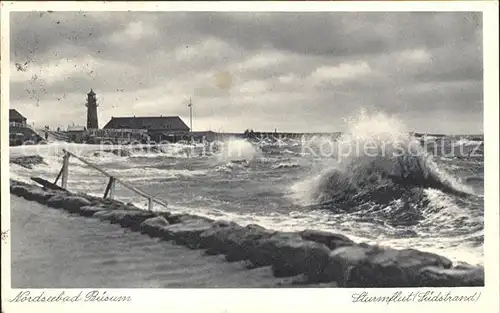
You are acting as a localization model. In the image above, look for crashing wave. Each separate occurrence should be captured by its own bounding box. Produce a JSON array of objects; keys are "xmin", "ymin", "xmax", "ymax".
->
[
  {"xmin": 294, "ymin": 110, "xmax": 474, "ymax": 225},
  {"xmin": 272, "ymin": 162, "xmax": 300, "ymax": 170}
]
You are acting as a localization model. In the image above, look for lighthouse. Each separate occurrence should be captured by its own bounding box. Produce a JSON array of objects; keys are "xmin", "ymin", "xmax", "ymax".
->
[{"xmin": 86, "ymin": 89, "xmax": 99, "ymax": 129}]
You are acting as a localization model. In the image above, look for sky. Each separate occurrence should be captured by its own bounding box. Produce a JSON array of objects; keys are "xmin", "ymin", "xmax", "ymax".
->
[{"xmin": 9, "ymin": 11, "xmax": 483, "ymax": 134}]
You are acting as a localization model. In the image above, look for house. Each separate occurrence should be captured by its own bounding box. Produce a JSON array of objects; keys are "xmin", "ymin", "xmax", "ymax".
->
[
  {"xmin": 103, "ymin": 116, "xmax": 190, "ymax": 142},
  {"xmin": 9, "ymin": 109, "xmax": 27, "ymax": 125},
  {"xmin": 9, "ymin": 109, "xmax": 43, "ymax": 145}
]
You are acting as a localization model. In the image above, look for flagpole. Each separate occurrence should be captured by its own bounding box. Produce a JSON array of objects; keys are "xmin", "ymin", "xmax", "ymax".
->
[{"xmin": 188, "ymin": 97, "xmax": 193, "ymax": 132}]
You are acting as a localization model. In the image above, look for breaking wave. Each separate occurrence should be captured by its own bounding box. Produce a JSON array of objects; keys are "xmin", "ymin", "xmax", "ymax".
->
[
  {"xmin": 214, "ymin": 138, "xmax": 263, "ymax": 163},
  {"xmin": 272, "ymin": 162, "xmax": 300, "ymax": 170},
  {"xmin": 292, "ymin": 110, "xmax": 477, "ymax": 226}
]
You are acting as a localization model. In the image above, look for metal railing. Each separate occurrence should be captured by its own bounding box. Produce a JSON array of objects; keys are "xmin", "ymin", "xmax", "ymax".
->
[{"xmin": 55, "ymin": 149, "xmax": 168, "ymax": 211}]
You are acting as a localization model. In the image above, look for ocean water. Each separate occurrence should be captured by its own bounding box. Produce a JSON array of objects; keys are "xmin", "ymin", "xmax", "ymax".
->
[{"xmin": 9, "ymin": 113, "xmax": 484, "ymax": 266}]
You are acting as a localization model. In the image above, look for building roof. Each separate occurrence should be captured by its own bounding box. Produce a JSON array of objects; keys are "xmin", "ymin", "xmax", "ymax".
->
[
  {"xmin": 9, "ymin": 109, "xmax": 26, "ymax": 120},
  {"xmin": 103, "ymin": 116, "xmax": 190, "ymax": 131}
]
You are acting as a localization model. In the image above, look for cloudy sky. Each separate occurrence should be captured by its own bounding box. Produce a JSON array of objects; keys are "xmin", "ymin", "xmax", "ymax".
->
[{"xmin": 10, "ymin": 11, "xmax": 482, "ymax": 134}]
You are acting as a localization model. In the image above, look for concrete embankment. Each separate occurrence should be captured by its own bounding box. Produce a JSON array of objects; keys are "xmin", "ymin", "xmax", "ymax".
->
[
  {"xmin": 10, "ymin": 179, "xmax": 484, "ymax": 287},
  {"xmin": 11, "ymin": 196, "xmax": 290, "ymax": 288}
]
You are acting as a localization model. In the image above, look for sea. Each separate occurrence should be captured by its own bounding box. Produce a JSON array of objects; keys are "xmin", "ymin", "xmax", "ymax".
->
[{"xmin": 9, "ymin": 113, "xmax": 484, "ymax": 267}]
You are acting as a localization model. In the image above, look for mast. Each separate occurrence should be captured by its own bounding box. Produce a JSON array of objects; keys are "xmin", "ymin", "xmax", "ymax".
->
[{"xmin": 188, "ymin": 97, "xmax": 193, "ymax": 132}]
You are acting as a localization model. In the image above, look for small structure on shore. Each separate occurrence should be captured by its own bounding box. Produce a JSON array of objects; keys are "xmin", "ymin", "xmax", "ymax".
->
[
  {"xmin": 67, "ymin": 125, "xmax": 87, "ymax": 142},
  {"xmin": 9, "ymin": 109, "xmax": 27, "ymax": 126}
]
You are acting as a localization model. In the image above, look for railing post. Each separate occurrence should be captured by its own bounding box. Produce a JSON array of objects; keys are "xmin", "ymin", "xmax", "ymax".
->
[
  {"xmin": 109, "ymin": 178, "xmax": 115, "ymax": 199},
  {"xmin": 148, "ymin": 198, "xmax": 153, "ymax": 211},
  {"xmin": 103, "ymin": 177, "xmax": 116, "ymax": 199},
  {"xmin": 54, "ymin": 165, "xmax": 64, "ymax": 185},
  {"xmin": 61, "ymin": 152, "xmax": 70, "ymax": 189}
]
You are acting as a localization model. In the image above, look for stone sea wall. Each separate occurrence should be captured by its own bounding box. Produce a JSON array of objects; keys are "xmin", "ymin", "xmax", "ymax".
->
[{"xmin": 9, "ymin": 179, "xmax": 484, "ymax": 287}]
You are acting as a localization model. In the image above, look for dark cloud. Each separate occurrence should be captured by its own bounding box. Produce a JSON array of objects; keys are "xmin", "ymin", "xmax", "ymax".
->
[{"xmin": 11, "ymin": 12, "xmax": 482, "ymax": 62}]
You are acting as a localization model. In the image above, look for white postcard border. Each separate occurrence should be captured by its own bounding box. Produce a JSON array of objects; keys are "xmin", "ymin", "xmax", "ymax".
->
[{"xmin": 1, "ymin": 2, "xmax": 498, "ymax": 313}]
